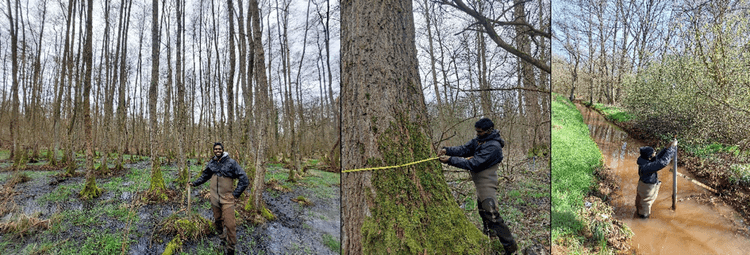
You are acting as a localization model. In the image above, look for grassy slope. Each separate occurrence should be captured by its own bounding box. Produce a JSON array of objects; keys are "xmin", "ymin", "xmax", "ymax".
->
[{"xmin": 551, "ymin": 94, "xmax": 604, "ymax": 249}]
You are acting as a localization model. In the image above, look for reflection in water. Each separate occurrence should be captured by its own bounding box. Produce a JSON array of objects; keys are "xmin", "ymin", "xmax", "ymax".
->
[{"xmin": 577, "ymin": 104, "xmax": 750, "ymax": 254}]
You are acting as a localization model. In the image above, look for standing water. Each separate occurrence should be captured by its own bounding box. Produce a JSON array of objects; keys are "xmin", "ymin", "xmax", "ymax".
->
[{"xmin": 578, "ymin": 104, "xmax": 750, "ymax": 254}]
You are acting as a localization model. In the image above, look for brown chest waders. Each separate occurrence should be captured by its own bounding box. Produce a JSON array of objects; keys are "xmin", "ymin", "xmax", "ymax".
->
[
  {"xmin": 210, "ymin": 175, "xmax": 238, "ymax": 254},
  {"xmin": 472, "ymin": 163, "xmax": 517, "ymax": 254}
]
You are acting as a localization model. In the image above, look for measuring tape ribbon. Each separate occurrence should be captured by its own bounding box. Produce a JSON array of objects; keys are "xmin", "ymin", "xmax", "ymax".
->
[{"xmin": 342, "ymin": 157, "xmax": 439, "ymax": 173}]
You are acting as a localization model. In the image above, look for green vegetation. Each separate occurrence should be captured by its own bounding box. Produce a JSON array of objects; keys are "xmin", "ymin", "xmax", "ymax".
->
[
  {"xmin": 57, "ymin": 232, "xmax": 127, "ymax": 255},
  {"xmin": 683, "ymin": 142, "xmax": 742, "ymax": 159},
  {"xmin": 40, "ymin": 184, "xmax": 77, "ymax": 203},
  {"xmin": 551, "ymin": 94, "xmax": 602, "ymax": 242},
  {"xmin": 592, "ymin": 103, "xmax": 633, "ymax": 122},
  {"xmin": 322, "ymin": 233, "xmax": 341, "ymax": 254},
  {"xmin": 0, "ymin": 150, "xmax": 10, "ymax": 160},
  {"xmin": 298, "ymin": 169, "xmax": 339, "ymax": 199},
  {"xmin": 729, "ymin": 164, "xmax": 750, "ymax": 186}
]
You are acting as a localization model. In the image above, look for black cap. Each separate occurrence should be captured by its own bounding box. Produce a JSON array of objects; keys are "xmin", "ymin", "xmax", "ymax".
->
[
  {"xmin": 474, "ymin": 118, "xmax": 495, "ymax": 131},
  {"xmin": 639, "ymin": 146, "xmax": 654, "ymax": 159}
]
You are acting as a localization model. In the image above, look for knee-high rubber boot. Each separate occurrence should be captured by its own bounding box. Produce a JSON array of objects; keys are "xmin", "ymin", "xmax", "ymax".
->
[{"xmin": 480, "ymin": 198, "xmax": 517, "ymax": 255}]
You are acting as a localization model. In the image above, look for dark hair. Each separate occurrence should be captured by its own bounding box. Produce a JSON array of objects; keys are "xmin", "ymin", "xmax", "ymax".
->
[
  {"xmin": 474, "ymin": 118, "xmax": 494, "ymax": 131},
  {"xmin": 213, "ymin": 142, "xmax": 224, "ymax": 150}
]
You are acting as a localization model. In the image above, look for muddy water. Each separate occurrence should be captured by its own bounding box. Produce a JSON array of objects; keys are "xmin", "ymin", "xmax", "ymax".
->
[{"xmin": 578, "ymin": 105, "xmax": 750, "ymax": 254}]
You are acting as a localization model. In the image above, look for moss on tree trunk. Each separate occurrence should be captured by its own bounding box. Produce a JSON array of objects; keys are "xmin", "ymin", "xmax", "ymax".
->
[
  {"xmin": 359, "ymin": 116, "xmax": 487, "ymax": 254},
  {"xmin": 80, "ymin": 175, "xmax": 102, "ymax": 199}
]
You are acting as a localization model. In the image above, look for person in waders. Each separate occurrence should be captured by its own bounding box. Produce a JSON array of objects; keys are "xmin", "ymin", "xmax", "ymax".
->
[
  {"xmin": 438, "ymin": 118, "xmax": 518, "ymax": 255},
  {"xmin": 190, "ymin": 142, "xmax": 249, "ymax": 255},
  {"xmin": 635, "ymin": 140, "xmax": 677, "ymax": 219}
]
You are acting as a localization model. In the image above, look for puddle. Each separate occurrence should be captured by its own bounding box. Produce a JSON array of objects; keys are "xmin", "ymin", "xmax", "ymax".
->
[{"xmin": 578, "ymin": 104, "xmax": 750, "ymax": 254}]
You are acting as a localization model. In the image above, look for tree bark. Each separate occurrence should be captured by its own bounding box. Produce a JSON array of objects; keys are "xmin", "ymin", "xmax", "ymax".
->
[
  {"xmin": 80, "ymin": 0, "xmax": 102, "ymax": 199},
  {"xmin": 341, "ymin": 0, "xmax": 487, "ymax": 253},
  {"xmin": 148, "ymin": 0, "xmax": 166, "ymax": 196}
]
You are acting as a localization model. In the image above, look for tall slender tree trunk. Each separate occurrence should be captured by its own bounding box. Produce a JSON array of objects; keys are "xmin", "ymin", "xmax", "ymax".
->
[
  {"xmin": 148, "ymin": 0, "xmax": 166, "ymax": 198},
  {"xmin": 6, "ymin": 0, "xmax": 20, "ymax": 168},
  {"xmin": 176, "ymin": 0, "xmax": 187, "ymax": 184},
  {"xmin": 248, "ymin": 0, "xmax": 271, "ymax": 214},
  {"xmin": 226, "ymin": 0, "xmax": 236, "ymax": 145},
  {"xmin": 341, "ymin": 0, "xmax": 487, "ymax": 253},
  {"xmin": 80, "ymin": 0, "xmax": 102, "ymax": 199}
]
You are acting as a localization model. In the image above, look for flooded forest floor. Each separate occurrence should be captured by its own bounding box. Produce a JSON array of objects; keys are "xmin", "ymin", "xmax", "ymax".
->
[{"xmin": 0, "ymin": 153, "xmax": 341, "ymax": 254}]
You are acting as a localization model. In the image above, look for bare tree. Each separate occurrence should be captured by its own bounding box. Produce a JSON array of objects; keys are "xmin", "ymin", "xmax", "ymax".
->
[{"xmin": 80, "ymin": 0, "xmax": 102, "ymax": 199}]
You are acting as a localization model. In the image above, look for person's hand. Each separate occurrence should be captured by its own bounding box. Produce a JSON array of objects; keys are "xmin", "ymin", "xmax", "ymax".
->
[
  {"xmin": 188, "ymin": 182, "xmax": 195, "ymax": 187},
  {"xmin": 438, "ymin": 148, "xmax": 446, "ymax": 156},
  {"xmin": 672, "ymin": 140, "xmax": 678, "ymax": 147},
  {"xmin": 439, "ymin": 155, "xmax": 451, "ymax": 163}
]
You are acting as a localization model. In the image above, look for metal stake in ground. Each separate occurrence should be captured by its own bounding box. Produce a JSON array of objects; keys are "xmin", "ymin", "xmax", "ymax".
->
[{"xmin": 672, "ymin": 144, "xmax": 677, "ymax": 210}]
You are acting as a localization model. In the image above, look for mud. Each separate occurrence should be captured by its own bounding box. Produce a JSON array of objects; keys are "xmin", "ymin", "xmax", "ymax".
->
[
  {"xmin": 578, "ymin": 104, "xmax": 750, "ymax": 254},
  {"xmin": 0, "ymin": 160, "xmax": 340, "ymax": 254}
]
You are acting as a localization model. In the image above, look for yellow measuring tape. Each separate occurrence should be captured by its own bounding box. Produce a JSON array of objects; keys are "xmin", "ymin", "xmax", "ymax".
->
[{"xmin": 342, "ymin": 157, "xmax": 439, "ymax": 173}]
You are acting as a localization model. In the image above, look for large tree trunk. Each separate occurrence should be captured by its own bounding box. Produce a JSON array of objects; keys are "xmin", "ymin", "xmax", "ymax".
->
[{"xmin": 341, "ymin": 0, "xmax": 487, "ymax": 253}]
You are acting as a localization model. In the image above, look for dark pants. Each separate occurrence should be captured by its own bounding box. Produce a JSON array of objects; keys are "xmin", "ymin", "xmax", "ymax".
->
[{"xmin": 472, "ymin": 164, "xmax": 516, "ymax": 250}]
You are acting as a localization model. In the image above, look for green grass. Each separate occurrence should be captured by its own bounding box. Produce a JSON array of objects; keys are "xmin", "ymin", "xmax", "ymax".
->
[
  {"xmin": 322, "ymin": 233, "xmax": 341, "ymax": 254},
  {"xmin": 593, "ymin": 103, "xmax": 633, "ymax": 122},
  {"xmin": 0, "ymin": 172, "xmax": 11, "ymax": 183},
  {"xmin": 683, "ymin": 142, "xmax": 742, "ymax": 158},
  {"xmin": 56, "ymin": 232, "xmax": 128, "ymax": 255},
  {"xmin": 298, "ymin": 170, "xmax": 339, "ymax": 199},
  {"xmin": 40, "ymin": 184, "xmax": 77, "ymax": 203},
  {"xmin": 0, "ymin": 150, "xmax": 10, "ymax": 160},
  {"xmin": 552, "ymin": 94, "xmax": 603, "ymax": 243}
]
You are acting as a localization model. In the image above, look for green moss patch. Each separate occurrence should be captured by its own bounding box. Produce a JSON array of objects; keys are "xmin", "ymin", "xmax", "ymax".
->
[{"xmin": 361, "ymin": 114, "xmax": 487, "ymax": 254}]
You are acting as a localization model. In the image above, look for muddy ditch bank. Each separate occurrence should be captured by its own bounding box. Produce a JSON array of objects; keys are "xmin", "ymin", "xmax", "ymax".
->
[{"xmin": 0, "ymin": 161, "xmax": 340, "ymax": 254}]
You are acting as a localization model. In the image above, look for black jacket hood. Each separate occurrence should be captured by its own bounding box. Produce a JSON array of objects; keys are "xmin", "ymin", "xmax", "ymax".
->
[{"xmin": 477, "ymin": 130, "xmax": 505, "ymax": 148}]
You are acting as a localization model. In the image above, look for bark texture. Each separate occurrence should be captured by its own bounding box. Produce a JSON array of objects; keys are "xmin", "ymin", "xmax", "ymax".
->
[{"xmin": 341, "ymin": 0, "xmax": 487, "ymax": 253}]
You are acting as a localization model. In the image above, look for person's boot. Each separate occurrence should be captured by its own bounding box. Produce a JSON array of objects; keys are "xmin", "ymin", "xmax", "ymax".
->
[
  {"xmin": 214, "ymin": 220, "xmax": 224, "ymax": 236},
  {"xmin": 225, "ymin": 247, "xmax": 235, "ymax": 255},
  {"xmin": 481, "ymin": 198, "xmax": 517, "ymax": 254}
]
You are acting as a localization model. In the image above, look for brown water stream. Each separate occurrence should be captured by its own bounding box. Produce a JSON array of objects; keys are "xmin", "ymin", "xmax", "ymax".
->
[{"xmin": 578, "ymin": 104, "xmax": 750, "ymax": 254}]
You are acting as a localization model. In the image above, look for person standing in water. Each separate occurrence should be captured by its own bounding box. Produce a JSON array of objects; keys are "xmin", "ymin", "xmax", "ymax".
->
[{"xmin": 635, "ymin": 140, "xmax": 678, "ymax": 218}]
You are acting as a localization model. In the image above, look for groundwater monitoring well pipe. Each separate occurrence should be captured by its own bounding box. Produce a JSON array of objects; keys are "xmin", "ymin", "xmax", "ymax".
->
[{"xmin": 672, "ymin": 146, "xmax": 677, "ymax": 210}]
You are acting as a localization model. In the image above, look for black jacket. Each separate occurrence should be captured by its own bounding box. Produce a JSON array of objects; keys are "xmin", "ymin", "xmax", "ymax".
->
[
  {"xmin": 443, "ymin": 130, "xmax": 505, "ymax": 173},
  {"xmin": 192, "ymin": 152, "xmax": 249, "ymax": 198},
  {"xmin": 638, "ymin": 146, "xmax": 676, "ymax": 184}
]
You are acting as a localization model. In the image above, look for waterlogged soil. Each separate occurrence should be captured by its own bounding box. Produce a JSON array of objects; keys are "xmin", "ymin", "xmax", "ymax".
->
[
  {"xmin": 0, "ymin": 159, "xmax": 340, "ymax": 255},
  {"xmin": 579, "ymin": 104, "xmax": 750, "ymax": 254}
]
